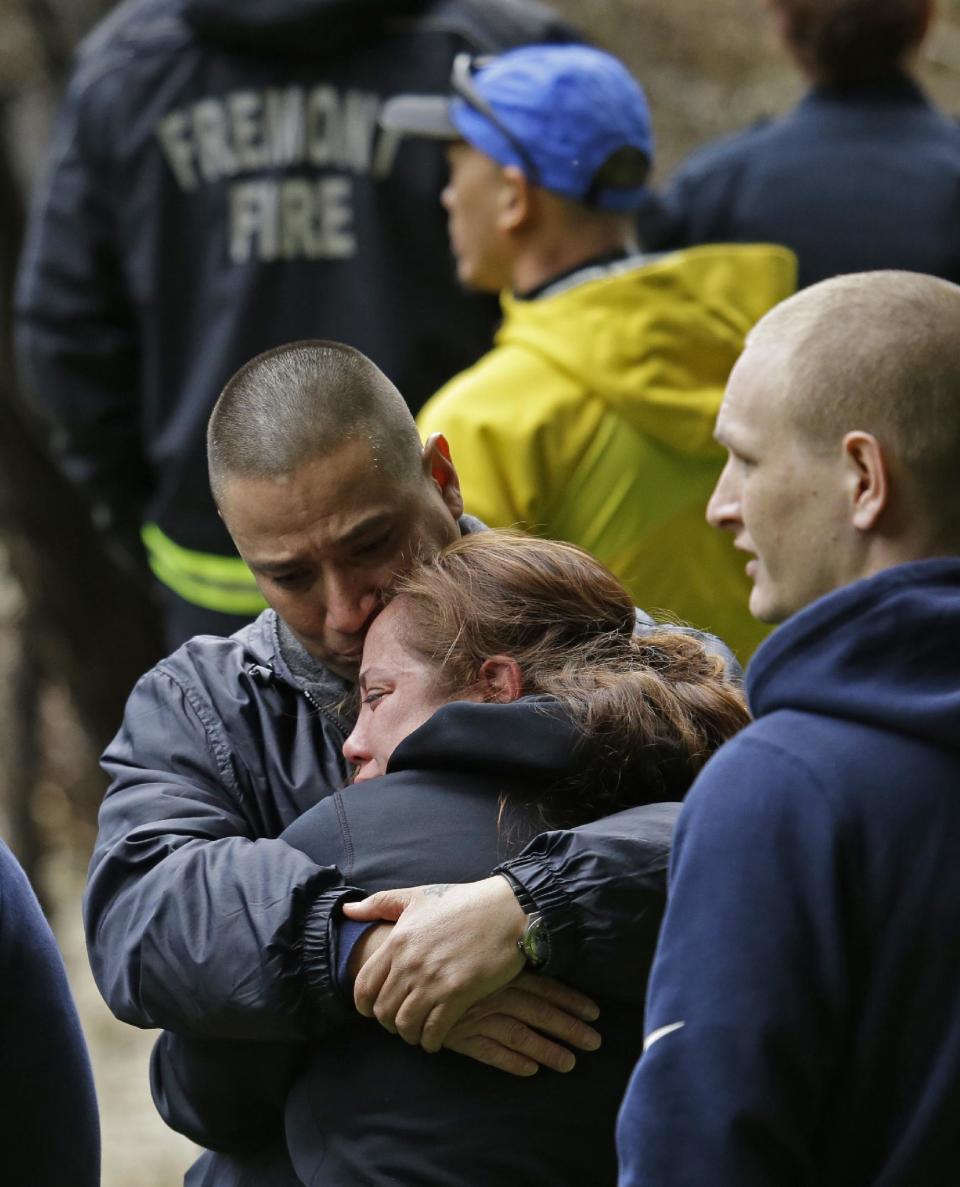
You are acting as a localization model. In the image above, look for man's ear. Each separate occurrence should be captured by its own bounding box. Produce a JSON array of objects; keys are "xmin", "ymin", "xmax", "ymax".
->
[
  {"xmin": 843, "ymin": 430, "xmax": 889, "ymax": 531},
  {"xmin": 497, "ymin": 165, "xmax": 534, "ymax": 233},
  {"xmin": 477, "ymin": 655, "xmax": 523, "ymax": 703},
  {"xmin": 422, "ymin": 432, "xmax": 464, "ymax": 519}
]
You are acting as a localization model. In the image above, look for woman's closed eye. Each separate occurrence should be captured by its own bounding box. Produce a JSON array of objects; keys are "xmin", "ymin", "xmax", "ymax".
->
[{"xmin": 362, "ymin": 689, "xmax": 387, "ymax": 708}]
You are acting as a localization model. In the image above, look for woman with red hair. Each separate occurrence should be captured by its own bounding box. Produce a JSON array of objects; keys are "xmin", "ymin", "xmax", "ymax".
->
[{"xmin": 153, "ymin": 531, "xmax": 748, "ymax": 1186}]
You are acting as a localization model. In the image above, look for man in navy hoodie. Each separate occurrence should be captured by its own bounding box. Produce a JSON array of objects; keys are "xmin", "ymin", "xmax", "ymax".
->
[
  {"xmin": 14, "ymin": 0, "xmax": 577, "ymax": 648},
  {"xmin": 617, "ymin": 269, "xmax": 960, "ymax": 1186}
]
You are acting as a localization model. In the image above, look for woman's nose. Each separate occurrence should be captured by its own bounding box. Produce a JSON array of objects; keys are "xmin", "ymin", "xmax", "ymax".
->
[{"xmin": 342, "ymin": 723, "xmax": 369, "ymax": 767}]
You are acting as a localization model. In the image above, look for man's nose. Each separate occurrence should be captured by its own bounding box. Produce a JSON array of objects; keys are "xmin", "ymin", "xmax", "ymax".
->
[
  {"xmin": 706, "ymin": 460, "xmax": 741, "ymax": 531},
  {"xmin": 324, "ymin": 576, "xmax": 378, "ymax": 636}
]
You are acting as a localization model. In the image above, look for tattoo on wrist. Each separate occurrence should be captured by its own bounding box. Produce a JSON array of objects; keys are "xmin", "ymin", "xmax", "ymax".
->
[{"xmin": 423, "ymin": 884, "xmax": 453, "ymax": 899}]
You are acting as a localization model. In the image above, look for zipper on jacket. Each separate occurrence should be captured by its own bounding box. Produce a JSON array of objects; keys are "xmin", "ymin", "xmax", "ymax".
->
[{"xmin": 302, "ymin": 686, "xmax": 350, "ymax": 741}]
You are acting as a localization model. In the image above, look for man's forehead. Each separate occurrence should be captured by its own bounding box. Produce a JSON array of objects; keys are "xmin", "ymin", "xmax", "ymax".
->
[
  {"xmin": 223, "ymin": 465, "xmax": 422, "ymax": 557},
  {"xmin": 718, "ymin": 335, "xmax": 794, "ymax": 434},
  {"xmin": 254, "ymin": 507, "xmax": 403, "ymax": 563},
  {"xmin": 714, "ymin": 350, "xmax": 760, "ymax": 442},
  {"xmin": 225, "ymin": 435, "xmax": 414, "ymax": 505}
]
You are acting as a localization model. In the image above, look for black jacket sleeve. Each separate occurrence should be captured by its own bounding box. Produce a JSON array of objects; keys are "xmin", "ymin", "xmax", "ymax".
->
[
  {"xmin": 83, "ymin": 659, "xmax": 360, "ymax": 1039},
  {"xmin": 497, "ymin": 801, "xmax": 679, "ymax": 1004}
]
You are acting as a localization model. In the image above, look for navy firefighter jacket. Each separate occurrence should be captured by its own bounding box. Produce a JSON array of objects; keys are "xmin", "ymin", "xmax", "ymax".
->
[{"xmin": 14, "ymin": 0, "xmax": 578, "ymax": 613}]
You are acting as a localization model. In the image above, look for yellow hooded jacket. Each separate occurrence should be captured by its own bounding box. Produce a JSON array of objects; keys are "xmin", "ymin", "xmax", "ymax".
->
[{"xmin": 417, "ymin": 244, "xmax": 797, "ymax": 662}]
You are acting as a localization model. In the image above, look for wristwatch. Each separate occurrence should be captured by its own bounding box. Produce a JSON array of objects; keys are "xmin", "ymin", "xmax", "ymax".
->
[{"xmin": 517, "ymin": 911, "xmax": 550, "ymax": 971}]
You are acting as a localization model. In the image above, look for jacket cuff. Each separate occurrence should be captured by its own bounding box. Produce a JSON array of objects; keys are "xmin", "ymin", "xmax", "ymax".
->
[
  {"xmin": 301, "ymin": 886, "xmax": 365, "ymax": 1027},
  {"xmin": 494, "ymin": 854, "xmax": 577, "ymax": 976}
]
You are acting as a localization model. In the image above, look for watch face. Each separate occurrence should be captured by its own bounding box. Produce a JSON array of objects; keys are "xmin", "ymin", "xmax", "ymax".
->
[{"xmin": 521, "ymin": 913, "xmax": 549, "ymax": 969}]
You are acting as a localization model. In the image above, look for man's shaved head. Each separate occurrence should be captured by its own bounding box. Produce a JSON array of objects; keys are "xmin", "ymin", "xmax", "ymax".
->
[
  {"xmin": 208, "ymin": 340, "xmax": 424, "ymax": 503},
  {"xmin": 206, "ymin": 340, "xmax": 464, "ymax": 674},
  {"xmin": 750, "ymin": 270, "xmax": 960, "ymax": 544},
  {"xmin": 708, "ymin": 270, "xmax": 960, "ymax": 623}
]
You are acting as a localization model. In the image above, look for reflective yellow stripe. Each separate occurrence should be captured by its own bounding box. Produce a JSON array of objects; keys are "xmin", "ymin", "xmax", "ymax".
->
[{"xmin": 141, "ymin": 523, "xmax": 268, "ymax": 615}]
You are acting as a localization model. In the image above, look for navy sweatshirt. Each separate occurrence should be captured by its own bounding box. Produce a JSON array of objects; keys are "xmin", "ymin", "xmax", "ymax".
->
[
  {"xmin": 618, "ymin": 558, "xmax": 960, "ymax": 1186},
  {"xmin": 0, "ymin": 842, "xmax": 100, "ymax": 1186}
]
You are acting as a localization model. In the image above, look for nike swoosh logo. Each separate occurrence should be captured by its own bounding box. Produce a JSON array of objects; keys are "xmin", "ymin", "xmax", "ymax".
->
[{"xmin": 643, "ymin": 1021, "xmax": 685, "ymax": 1053}]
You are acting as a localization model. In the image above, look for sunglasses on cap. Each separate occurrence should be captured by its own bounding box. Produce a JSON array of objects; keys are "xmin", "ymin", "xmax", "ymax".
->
[{"xmin": 450, "ymin": 53, "xmax": 542, "ymax": 186}]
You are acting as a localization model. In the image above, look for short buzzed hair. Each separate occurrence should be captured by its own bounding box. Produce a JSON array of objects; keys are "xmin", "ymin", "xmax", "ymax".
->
[
  {"xmin": 754, "ymin": 270, "xmax": 960, "ymax": 544},
  {"xmin": 208, "ymin": 340, "xmax": 424, "ymax": 503}
]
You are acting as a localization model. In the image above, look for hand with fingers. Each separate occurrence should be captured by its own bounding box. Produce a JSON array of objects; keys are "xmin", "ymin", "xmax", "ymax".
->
[
  {"xmin": 342, "ymin": 875, "xmax": 584, "ymax": 1053},
  {"xmin": 443, "ymin": 972, "xmax": 601, "ymax": 1076}
]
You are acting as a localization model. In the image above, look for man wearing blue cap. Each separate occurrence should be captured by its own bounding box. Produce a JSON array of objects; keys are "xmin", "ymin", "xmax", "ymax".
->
[{"xmin": 383, "ymin": 45, "xmax": 796, "ymax": 664}]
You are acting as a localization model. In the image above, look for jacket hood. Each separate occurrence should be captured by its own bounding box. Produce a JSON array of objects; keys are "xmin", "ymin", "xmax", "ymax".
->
[
  {"xmin": 179, "ymin": 0, "xmax": 426, "ymax": 52},
  {"xmin": 389, "ymin": 696, "xmax": 690, "ymax": 813},
  {"xmin": 389, "ymin": 698, "xmax": 581, "ymax": 782},
  {"xmin": 497, "ymin": 244, "xmax": 796, "ymax": 457},
  {"xmin": 747, "ymin": 558, "xmax": 960, "ymax": 752}
]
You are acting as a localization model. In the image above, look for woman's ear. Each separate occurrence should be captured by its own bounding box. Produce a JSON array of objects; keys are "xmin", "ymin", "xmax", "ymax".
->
[{"xmin": 477, "ymin": 655, "xmax": 523, "ymax": 703}]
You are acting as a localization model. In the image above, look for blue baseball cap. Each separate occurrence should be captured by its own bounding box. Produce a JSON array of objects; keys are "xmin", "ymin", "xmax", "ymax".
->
[{"xmin": 381, "ymin": 45, "xmax": 654, "ymax": 211}]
